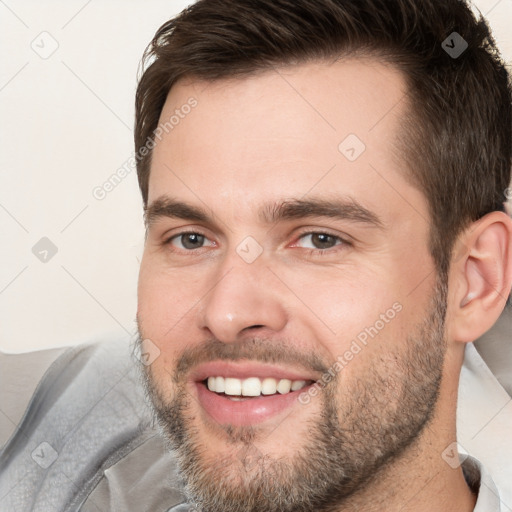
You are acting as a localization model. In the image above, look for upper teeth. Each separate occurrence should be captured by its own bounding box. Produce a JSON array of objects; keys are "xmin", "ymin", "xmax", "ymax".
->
[{"xmin": 207, "ymin": 376, "xmax": 308, "ymax": 396}]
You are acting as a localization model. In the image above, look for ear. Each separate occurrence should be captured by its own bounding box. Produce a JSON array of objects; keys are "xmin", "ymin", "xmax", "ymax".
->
[{"xmin": 448, "ymin": 211, "xmax": 512, "ymax": 343}]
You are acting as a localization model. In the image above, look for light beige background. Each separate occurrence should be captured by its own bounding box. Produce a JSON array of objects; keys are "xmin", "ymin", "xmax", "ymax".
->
[{"xmin": 1, "ymin": 0, "xmax": 511, "ymax": 353}]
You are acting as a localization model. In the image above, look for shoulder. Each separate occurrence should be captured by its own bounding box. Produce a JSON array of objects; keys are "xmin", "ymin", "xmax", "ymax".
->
[{"xmin": 0, "ymin": 336, "xmax": 182, "ymax": 511}]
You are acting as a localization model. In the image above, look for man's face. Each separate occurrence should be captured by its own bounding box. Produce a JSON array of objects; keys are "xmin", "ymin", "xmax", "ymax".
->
[{"xmin": 137, "ymin": 59, "xmax": 447, "ymax": 512}]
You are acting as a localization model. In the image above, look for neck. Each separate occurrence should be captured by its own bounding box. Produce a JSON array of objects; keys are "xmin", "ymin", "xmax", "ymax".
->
[
  {"xmin": 332, "ymin": 434, "xmax": 477, "ymax": 512},
  {"xmin": 334, "ymin": 355, "xmax": 477, "ymax": 512}
]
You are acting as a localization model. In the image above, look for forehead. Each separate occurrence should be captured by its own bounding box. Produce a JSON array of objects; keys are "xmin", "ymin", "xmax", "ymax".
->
[{"xmin": 148, "ymin": 58, "xmax": 427, "ymax": 228}]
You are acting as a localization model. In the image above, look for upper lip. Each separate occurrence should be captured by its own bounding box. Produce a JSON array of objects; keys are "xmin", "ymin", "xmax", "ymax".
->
[{"xmin": 189, "ymin": 361, "xmax": 320, "ymax": 383}]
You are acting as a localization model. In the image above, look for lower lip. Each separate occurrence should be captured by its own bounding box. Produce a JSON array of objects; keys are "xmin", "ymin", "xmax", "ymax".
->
[{"xmin": 195, "ymin": 381, "xmax": 311, "ymax": 426}]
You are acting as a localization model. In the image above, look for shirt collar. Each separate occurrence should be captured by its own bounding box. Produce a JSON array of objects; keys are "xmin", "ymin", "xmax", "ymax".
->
[
  {"xmin": 462, "ymin": 455, "xmax": 502, "ymax": 511},
  {"xmin": 458, "ymin": 342, "xmax": 512, "ymax": 510}
]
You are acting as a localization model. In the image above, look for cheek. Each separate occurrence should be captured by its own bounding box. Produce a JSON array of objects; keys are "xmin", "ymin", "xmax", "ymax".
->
[
  {"xmin": 137, "ymin": 260, "xmax": 202, "ymax": 344},
  {"xmin": 138, "ymin": 265, "xmax": 198, "ymax": 383},
  {"xmin": 277, "ymin": 263, "xmax": 399, "ymax": 342},
  {"xmin": 278, "ymin": 263, "xmax": 418, "ymax": 381}
]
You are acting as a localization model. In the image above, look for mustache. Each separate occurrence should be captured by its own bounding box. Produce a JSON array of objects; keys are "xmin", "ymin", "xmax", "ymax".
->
[{"xmin": 169, "ymin": 337, "xmax": 330, "ymax": 383}]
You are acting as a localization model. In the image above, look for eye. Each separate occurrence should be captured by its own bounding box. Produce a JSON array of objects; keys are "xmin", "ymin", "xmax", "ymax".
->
[
  {"xmin": 295, "ymin": 232, "xmax": 344, "ymax": 250},
  {"xmin": 167, "ymin": 232, "xmax": 215, "ymax": 250}
]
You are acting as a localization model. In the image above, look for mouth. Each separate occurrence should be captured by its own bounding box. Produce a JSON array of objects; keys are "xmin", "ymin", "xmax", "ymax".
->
[
  {"xmin": 204, "ymin": 375, "xmax": 313, "ymax": 399},
  {"xmin": 190, "ymin": 361, "xmax": 319, "ymax": 426}
]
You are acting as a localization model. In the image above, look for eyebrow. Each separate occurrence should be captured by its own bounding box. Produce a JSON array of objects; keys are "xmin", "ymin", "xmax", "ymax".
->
[
  {"xmin": 260, "ymin": 197, "xmax": 384, "ymax": 228},
  {"xmin": 144, "ymin": 195, "xmax": 385, "ymax": 230},
  {"xmin": 144, "ymin": 197, "xmax": 210, "ymax": 228}
]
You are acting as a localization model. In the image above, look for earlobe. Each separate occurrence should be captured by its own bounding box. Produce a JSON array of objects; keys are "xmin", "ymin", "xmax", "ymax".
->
[{"xmin": 450, "ymin": 211, "xmax": 512, "ymax": 343}]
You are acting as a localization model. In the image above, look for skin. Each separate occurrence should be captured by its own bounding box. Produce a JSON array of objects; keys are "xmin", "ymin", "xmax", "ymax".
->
[{"xmin": 137, "ymin": 58, "xmax": 512, "ymax": 511}]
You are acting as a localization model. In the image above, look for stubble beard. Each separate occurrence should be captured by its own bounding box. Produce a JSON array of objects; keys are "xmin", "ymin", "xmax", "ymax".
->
[{"xmin": 138, "ymin": 280, "xmax": 447, "ymax": 512}]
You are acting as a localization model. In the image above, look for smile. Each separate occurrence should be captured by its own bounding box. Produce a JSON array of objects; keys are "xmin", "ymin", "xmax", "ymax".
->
[
  {"xmin": 190, "ymin": 361, "xmax": 319, "ymax": 426},
  {"xmin": 205, "ymin": 376, "xmax": 311, "ymax": 398}
]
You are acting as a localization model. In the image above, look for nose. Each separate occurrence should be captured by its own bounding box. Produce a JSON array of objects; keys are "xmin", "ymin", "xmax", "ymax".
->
[{"xmin": 197, "ymin": 252, "xmax": 288, "ymax": 342}]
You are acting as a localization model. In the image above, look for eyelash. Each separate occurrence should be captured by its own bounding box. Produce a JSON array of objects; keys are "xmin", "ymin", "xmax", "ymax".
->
[
  {"xmin": 164, "ymin": 230, "xmax": 212, "ymax": 251},
  {"xmin": 291, "ymin": 230, "xmax": 351, "ymax": 257},
  {"xmin": 163, "ymin": 230, "xmax": 351, "ymax": 256}
]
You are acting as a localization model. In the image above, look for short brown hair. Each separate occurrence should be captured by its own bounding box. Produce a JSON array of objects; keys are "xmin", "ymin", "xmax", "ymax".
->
[{"xmin": 135, "ymin": 0, "xmax": 511, "ymax": 276}]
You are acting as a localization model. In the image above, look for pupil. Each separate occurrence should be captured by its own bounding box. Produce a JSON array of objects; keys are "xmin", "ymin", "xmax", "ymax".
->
[
  {"xmin": 182, "ymin": 233, "xmax": 204, "ymax": 249},
  {"xmin": 312, "ymin": 233, "xmax": 335, "ymax": 249}
]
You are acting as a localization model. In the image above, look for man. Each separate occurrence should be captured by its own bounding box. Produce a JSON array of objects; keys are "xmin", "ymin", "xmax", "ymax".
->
[{"xmin": 1, "ymin": 0, "xmax": 511, "ymax": 511}]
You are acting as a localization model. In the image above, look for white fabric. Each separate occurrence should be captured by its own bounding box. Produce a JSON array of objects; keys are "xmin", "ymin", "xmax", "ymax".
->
[{"xmin": 458, "ymin": 342, "xmax": 512, "ymax": 511}]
